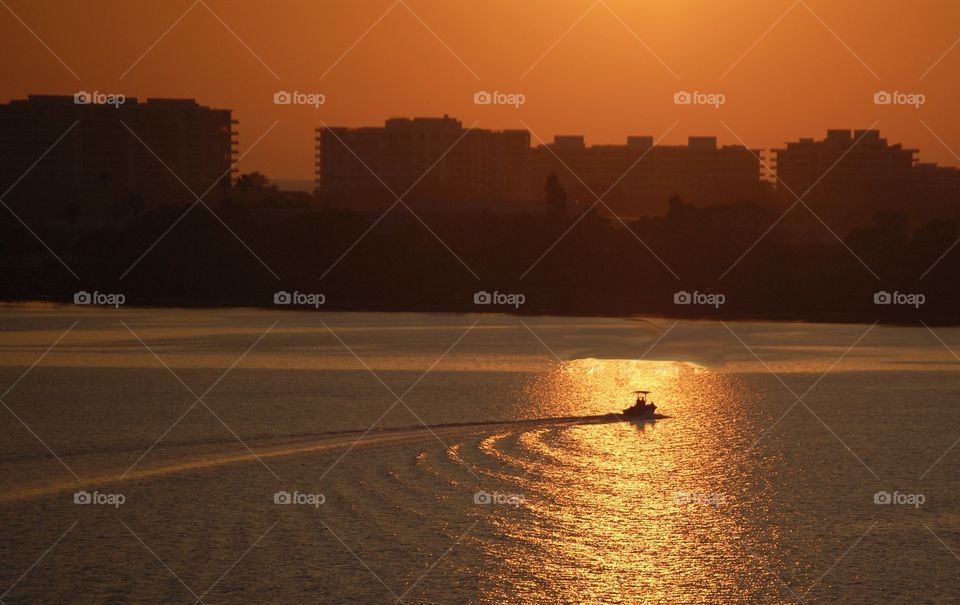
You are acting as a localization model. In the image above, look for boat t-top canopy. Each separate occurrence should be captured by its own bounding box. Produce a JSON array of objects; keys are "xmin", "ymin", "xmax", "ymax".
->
[{"xmin": 634, "ymin": 390, "xmax": 652, "ymax": 395}]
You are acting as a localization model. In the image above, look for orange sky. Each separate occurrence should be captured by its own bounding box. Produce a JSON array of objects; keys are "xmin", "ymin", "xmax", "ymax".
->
[{"xmin": 3, "ymin": 0, "xmax": 960, "ymax": 183}]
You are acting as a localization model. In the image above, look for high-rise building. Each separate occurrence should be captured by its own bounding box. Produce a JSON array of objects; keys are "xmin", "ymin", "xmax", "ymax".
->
[
  {"xmin": 773, "ymin": 130, "xmax": 915, "ymax": 196},
  {"xmin": 315, "ymin": 117, "xmax": 960, "ymax": 223},
  {"xmin": 530, "ymin": 135, "xmax": 764, "ymax": 216},
  {"xmin": 316, "ymin": 117, "xmax": 763, "ymax": 215},
  {"xmin": 772, "ymin": 129, "xmax": 960, "ymax": 227},
  {"xmin": 913, "ymin": 163, "xmax": 960, "ymax": 199},
  {"xmin": 0, "ymin": 95, "xmax": 237, "ymax": 218},
  {"xmin": 772, "ymin": 129, "xmax": 914, "ymax": 227},
  {"xmin": 315, "ymin": 115, "xmax": 530, "ymax": 209}
]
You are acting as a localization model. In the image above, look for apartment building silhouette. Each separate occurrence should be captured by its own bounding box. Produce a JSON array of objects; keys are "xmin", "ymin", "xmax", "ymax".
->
[
  {"xmin": 315, "ymin": 115, "xmax": 530, "ymax": 209},
  {"xmin": 774, "ymin": 129, "xmax": 960, "ymax": 227},
  {"xmin": 4, "ymin": 98, "xmax": 959, "ymax": 226},
  {"xmin": 531, "ymin": 134, "xmax": 765, "ymax": 216},
  {"xmin": 0, "ymin": 95, "xmax": 236, "ymax": 219},
  {"xmin": 316, "ymin": 116, "xmax": 765, "ymax": 216}
]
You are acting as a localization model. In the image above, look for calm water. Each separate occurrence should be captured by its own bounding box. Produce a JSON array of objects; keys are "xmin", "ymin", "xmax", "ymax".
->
[{"xmin": 1, "ymin": 306, "xmax": 959, "ymax": 603}]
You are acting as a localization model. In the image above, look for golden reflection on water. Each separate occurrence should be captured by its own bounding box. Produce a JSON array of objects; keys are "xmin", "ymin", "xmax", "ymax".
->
[
  {"xmin": 522, "ymin": 358, "xmax": 699, "ymax": 417},
  {"xmin": 484, "ymin": 359, "xmax": 784, "ymax": 603}
]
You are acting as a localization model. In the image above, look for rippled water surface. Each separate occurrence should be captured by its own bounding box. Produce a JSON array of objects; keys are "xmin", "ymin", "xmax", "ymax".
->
[{"xmin": 1, "ymin": 306, "xmax": 960, "ymax": 603}]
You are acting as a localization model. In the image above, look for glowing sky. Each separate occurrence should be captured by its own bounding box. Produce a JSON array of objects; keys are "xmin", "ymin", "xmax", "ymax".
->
[{"xmin": 3, "ymin": 0, "xmax": 959, "ymax": 182}]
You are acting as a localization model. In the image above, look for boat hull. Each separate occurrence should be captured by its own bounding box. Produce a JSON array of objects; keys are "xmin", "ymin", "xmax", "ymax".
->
[{"xmin": 617, "ymin": 411, "xmax": 664, "ymax": 422}]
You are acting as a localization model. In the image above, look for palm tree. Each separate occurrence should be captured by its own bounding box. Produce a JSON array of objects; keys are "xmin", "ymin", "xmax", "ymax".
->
[{"xmin": 544, "ymin": 173, "xmax": 567, "ymax": 215}]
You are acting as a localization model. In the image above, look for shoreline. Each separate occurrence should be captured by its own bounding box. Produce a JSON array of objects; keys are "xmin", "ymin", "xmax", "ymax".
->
[{"xmin": 1, "ymin": 297, "xmax": 954, "ymax": 327}]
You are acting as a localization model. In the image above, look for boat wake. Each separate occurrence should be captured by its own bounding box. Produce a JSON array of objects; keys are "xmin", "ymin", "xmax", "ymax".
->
[{"xmin": 0, "ymin": 413, "xmax": 659, "ymax": 504}]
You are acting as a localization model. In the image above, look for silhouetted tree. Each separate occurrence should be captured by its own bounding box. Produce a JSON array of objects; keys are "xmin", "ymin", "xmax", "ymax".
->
[
  {"xmin": 236, "ymin": 171, "xmax": 275, "ymax": 192},
  {"xmin": 11, "ymin": 190, "xmax": 960, "ymax": 322},
  {"xmin": 665, "ymin": 194, "xmax": 688, "ymax": 221},
  {"xmin": 910, "ymin": 216, "xmax": 959, "ymax": 273},
  {"xmin": 544, "ymin": 173, "xmax": 567, "ymax": 215},
  {"xmin": 874, "ymin": 210, "xmax": 909, "ymax": 240},
  {"xmin": 846, "ymin": 210, "xmax": 910, "ymax": 275}
]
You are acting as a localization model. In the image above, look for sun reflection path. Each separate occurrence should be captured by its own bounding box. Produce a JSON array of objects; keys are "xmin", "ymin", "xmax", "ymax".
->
[{"xmin": 476, "ymin": 358, "xmax": 797, "ymax": 602}]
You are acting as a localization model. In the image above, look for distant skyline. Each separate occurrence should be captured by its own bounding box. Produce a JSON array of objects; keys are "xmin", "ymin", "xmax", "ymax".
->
[{"xmin": 3, "ymin": 0, "xmax": 960, "ymax": 180}]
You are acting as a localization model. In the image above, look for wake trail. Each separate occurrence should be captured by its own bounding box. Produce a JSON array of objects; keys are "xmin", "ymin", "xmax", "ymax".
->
[{"xmin": 0, "ymin": 414, "xmax": 628, "ymax": 504}]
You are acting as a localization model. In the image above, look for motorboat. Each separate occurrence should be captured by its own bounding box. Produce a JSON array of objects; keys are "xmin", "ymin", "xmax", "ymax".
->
[{"xmin": 621, "ymin": 390, "xmax": 658, "ymax": 420}]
